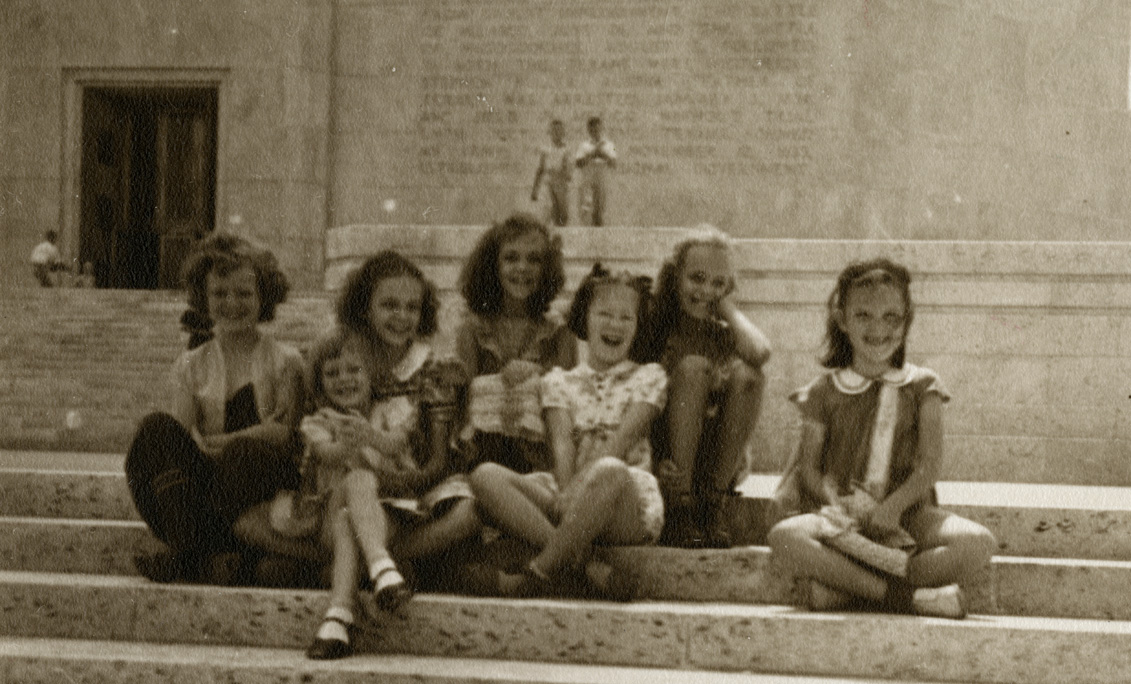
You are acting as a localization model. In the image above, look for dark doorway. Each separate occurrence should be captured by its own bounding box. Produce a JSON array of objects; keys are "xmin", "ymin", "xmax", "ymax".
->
[{"xmin": 79, "ymin": 87, "xmax": 217, "ymax": 289}]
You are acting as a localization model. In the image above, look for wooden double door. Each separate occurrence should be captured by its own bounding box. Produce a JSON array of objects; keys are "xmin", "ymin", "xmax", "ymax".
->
[{"xmin": 80, "ymin": 87, "xmax": 217, "ymax": 289}]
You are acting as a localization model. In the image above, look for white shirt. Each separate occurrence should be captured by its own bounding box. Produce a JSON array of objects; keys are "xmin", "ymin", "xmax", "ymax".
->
[{"xmin": 30, "ymin": 241, "xmax": 60, "ymax": 265}]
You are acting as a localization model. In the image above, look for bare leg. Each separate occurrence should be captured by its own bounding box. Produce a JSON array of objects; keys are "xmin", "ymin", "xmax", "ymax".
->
[
  {"xmin": 232, "ymin": 502, "xmax": 325, "ymax": 563},
  {"xmin": 308, "ymin": 497, "xmax": 360, "ymax": 660},
  {"xmin": 532, "ymin": 458, "xmax": 645, "ymax": 575},
  {"xmin": 711, "ymin": 360, "xmax": 765, "ymax": 491},
  {"xmin": 326, "ymin": 506, "xmax": 360, "ymax": 612},
  {"xmin": 343, "ymin": 469, "xmax": 394, "ymax": 569},
  {"xmin": 392, "ymin": 498, "xmax": 481, "ymax": 561},
  {"xmin": 905, "ymin": 507, "xmax": 997, "ymax": 588},
  {"xmin": 470, "ymin": 463, "xmax": 558, "ymax": 547},
  {"xmin": 665, "ymin": 355, "xmax": 713, "ymax": 496},
  {"xmin": 767, "ymin": 513, "xmax": 888, "ymax": 601},
  {"xmin": 700, "ymin": 360, "xmax": 766, "ymax": 547}
]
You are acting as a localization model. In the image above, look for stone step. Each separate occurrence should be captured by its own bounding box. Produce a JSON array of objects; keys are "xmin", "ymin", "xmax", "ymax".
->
[
  {"xmin": 9, "ymin": 516, "xmax": 1131, "ymax": 621},
  {"xmin": 1, "ymin": 571, "xmax": 1128, "ymax": 684},
  {"xmin": 0, "ymin": 636, "xmax": 953, "ymax": 684},
  {"xmin": 5, "ymin": 452, "xmax": 1131, "ymax": 560}
]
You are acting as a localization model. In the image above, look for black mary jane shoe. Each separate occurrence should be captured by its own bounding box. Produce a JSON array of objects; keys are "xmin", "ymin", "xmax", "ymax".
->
[
  {"xmin": 372, "ymin": 566, "xmax": 415, "ymax": 613},
  {"xmin": 306, "ymin": 618, "xmax": 354, "ymax": 660}
]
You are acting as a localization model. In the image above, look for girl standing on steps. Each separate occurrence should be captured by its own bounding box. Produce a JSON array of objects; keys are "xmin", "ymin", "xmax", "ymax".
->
[
  {"xmin": 767, "ymin": 258, "xmax": 996, "ymax": 619},
  {"xmin": 470, "ymin": 264, "xmax": 666, "ymax": 600},
  {"xmin": 305, "ymin": 251, "xmax": 479, "ymax": 659},
  {"xmin": 456, "ymin": 213, "xmax": 577, "ymax": 475},
  {"xmin": 125, "ymin": 233, "xmax": 311, "ymax": 585},
  {"xmin": 642, "ymin": 226, "xmax": 771, "ymax": 548}
]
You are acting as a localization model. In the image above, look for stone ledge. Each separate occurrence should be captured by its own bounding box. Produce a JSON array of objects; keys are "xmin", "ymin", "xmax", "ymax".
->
[
  {"xmin": 0, "ymin": 636, "xmax": 942, "ymax": 684},
  {"xmin": 1, "ymin": 571, "xmax": 1129, "ymax": 683},
  {"xmin": 12, "ymin": 516, "xmax": 1131, "ymax": 621}
]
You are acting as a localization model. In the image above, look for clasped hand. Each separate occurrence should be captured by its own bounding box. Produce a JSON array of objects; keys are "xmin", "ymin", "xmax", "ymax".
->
[{"xmin": 500, "ymin": 359, "xmax": 542, "ymax": 387}]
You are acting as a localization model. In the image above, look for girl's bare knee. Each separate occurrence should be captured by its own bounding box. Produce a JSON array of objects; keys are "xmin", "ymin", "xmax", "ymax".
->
[
  {"xmin": 469, "ymin": 462, "xmax": 510, "ymax": 492},
  {"xmin": 582, "ymin": 457, "xmax": 631, "ymax": 493},
  {"xmin": 956, "ymin": 526, "xmax": 998, "ymax": 570},
  {"xmin": 767, "ymin": 515, "xmax": 820, "ymax": 553}
]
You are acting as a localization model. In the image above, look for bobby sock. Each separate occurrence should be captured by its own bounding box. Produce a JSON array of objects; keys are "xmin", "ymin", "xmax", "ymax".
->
[
  {"xmin": 317, "ymin": 606, "xmax": 353, "ymax": 643},
  {"xmin": 369, "ymin": 557, "xmax": 403, "ymax": 591}
]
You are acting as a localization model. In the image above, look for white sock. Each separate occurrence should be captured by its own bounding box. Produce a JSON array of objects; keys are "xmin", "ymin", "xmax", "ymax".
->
[
  {"xmin": 369, "ymin": 557, "xmax": 403, "ymax": 591},
  {"xmin": 316, "ymin": 606, "xmax": 353, "ymax": 643}
]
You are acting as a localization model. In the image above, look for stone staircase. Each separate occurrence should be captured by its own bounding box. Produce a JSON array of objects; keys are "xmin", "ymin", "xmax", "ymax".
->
[
  {"xmin": 3, "ymin": 450, "xmax": 1131, "ymax": 682},
  {"xmin": 4, "ymin": 228, "xmax": 1131, "ymax": 681}
]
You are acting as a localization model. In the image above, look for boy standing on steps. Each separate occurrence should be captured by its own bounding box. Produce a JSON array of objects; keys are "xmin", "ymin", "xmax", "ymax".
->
[
  {"xmin": 531, "ymin": 119, "xmax": 572, "ymax": 227},
  {"xmin": 574, "ymin": 117, "xmax": 617, "ymax": 227}
]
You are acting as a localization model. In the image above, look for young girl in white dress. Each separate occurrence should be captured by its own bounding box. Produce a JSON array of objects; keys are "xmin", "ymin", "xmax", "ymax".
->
[{"xmin": 470, "ymin": 264, "xmax": 666, "ymax": 599}]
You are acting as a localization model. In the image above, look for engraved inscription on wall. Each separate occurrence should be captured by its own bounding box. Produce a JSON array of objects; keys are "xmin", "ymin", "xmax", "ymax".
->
[{"xmin": 413, "ymin": 0, "xmax": 834, "ymax": 182}]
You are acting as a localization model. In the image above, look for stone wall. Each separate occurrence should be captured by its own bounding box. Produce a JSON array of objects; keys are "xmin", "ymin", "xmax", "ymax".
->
[
  {"xmin": 0, "ymin": 0, "xmax": 332, "ymax": 291},
  {"xmin": 2, "ymin": 1, "xmax": 1129, "ymax": 292},
  {"xmin": 331, "ymin": 0, "xmax": 1131, "ymax": 242}
]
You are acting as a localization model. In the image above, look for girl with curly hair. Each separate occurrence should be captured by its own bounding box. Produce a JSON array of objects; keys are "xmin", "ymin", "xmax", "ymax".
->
[{"xmin": 455, "ymin": 213, "xmax": 578, "ymax": 474}]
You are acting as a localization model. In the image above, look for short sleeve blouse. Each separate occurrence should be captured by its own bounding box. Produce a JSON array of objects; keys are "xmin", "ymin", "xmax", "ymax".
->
[{"xmin": 542, "ymin": 361, "xmax": 667, "ymax": 472}]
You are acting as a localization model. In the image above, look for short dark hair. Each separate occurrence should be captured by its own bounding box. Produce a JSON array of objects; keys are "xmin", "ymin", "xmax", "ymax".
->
[
  {"xmin": 823, "ymin": 258, "xmax": 915, "ymax": 369},
  {"xmin": 181, "ymin": 232, "xmax": 290, "ymax": 333},
  {"xmin": 587, "ymin": 117, "xmax": 602, "ymax": 129},
  {"xmin": 337, "ymin": 250, "xmax": 438, "ymax": 339},
  {"xmin": 567, "ymin": 262, "xmax": 653, "ymax": 363},
  {"xmin": 45, "ymin": 231, "xmax": 58, "ymax": 242},
  {"xmin": 459, "ymin": 213, "xmax": 565, "ymax": 318}
]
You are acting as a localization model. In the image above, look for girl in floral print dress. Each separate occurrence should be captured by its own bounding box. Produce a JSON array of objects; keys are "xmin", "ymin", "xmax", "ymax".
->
[{"xmin": 470, "ymin": 264, "xmax": 665, "ymax": 600}]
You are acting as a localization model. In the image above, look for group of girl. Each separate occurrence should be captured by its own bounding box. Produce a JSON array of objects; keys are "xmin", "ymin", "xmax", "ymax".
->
[{"xmin": 124, "ymin": 214, "xmax": 996, "ymax": 662}]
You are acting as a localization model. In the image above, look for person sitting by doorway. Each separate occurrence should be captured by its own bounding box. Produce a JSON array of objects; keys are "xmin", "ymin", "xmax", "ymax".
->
[{"xmin": 30, "ymin": 231, "xmax": 63, "ymax": 287}]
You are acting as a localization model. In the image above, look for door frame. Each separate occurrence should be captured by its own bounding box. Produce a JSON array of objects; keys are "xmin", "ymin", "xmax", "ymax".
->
[{"xmin": 61, "ymin": 68, "xmax": 229, "ymax": 285}]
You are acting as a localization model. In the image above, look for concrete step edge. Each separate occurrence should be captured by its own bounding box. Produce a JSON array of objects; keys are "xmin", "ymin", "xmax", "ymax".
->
[
  {"xmin": 7, "ymin": 517, "xmax": 1131, "ymax": 620},
  {"xmin": 0, "ymin": 636, "xmax": 947, "ymax": 684},
  {"xmin": 3, "ymin": 570, "xmax": 1131, "ymax": 683}
]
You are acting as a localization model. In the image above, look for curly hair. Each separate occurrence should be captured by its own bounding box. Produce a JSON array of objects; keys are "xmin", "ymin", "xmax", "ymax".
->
[
  {"xmin": 459, "ymin": 213, "xmax": 565, "ymax": 318},
  {"xmin": 641, "ymin": 226, "xmax": 734, "ymax": 361},
  {"xmin": 337, "ymin": 250, "xmax": 438, "ymax": 340},
  {"xmin": 180, "ymin": 233, "xmax": 290, "ymax": 347},
  {"xmin": 822, "ymin": 258, "xmax": 914, "ymax": 369},
  {"xmin": 567, "ymin": 262, "xmax": 654, "ymax": 363}
]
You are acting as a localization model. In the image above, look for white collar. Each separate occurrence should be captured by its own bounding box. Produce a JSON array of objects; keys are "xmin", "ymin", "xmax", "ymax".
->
[
  {"xmin": 578, "ymin": 359, "xmax": 636, "ymax": 379},
  {"xmin": 832, "ymin": 364, "xmax": 916, "ymax": 395},
  {"xmin": 389, "ymin": 341, "xmax": 431, "ymax": 382}
]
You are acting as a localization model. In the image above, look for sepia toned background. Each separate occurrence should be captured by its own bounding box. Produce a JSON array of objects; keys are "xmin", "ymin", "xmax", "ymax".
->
[{"xmin": 2, "ymin": 0, "xmax": 1129, "ymax": 291}]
